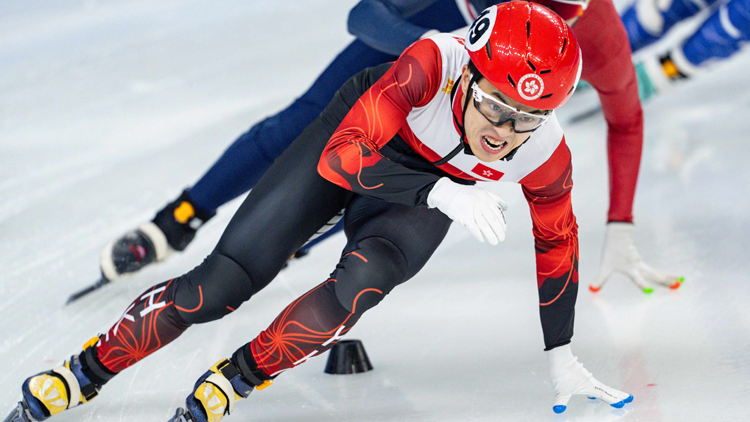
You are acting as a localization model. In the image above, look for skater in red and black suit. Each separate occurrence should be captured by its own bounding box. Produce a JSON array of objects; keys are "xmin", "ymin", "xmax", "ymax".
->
[
  {"xmin": 99, "ymin": 0, "xmax": 681, "ymax": 296},
  {"xmin": 6, "ymin": 3, "xmax": 632, "ymax": 422}
]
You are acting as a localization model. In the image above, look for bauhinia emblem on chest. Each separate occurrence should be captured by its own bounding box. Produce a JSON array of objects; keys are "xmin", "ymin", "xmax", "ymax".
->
[{"xmin": 471, "ymin": 163, "xmax": 504, "ymax": 181}]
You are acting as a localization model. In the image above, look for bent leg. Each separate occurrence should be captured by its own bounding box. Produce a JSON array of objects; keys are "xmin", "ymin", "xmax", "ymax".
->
[
  {"xmin": 235, "ymin": 196, "xmax": 452, "ymax": 379},
  {"xmin": 87, "ymin": 61, "xmax": 400, "ymax": 379},
  {"xmin": 96, "ymin": 125, "xmax": 351, "ymax": 373},
  {"xmin": 90, "ymin": 66, "xmax": 390, "ymax": 376}
]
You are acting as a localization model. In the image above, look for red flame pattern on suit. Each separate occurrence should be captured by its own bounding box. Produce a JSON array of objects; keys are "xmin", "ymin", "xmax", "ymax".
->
[
  {"xmin": 96, "ymin": 279, "xmax": 191, "ymax": 373},
  {"xmin": 520, "ymin": 141, "xmax": 579, "ymax": 349},
  {"xmin": 250, "ymin": 279, "xmax": 380, "ymax": 377},
  {"xmin": 520, "ymin": 141, "xmax": 578, "ymax": 294},
  {"xmin": 317, "ymin": 35, "xmax": 580, "ymax": 350},
  {"xmin": 317, "ymin": 42, "xmax": 443, "ymax": 206}
]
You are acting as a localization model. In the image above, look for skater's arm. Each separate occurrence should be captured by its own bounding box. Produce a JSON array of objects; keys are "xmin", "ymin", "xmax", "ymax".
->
[
  {"xmin": 573, "ymin": 0, "xmax": 642, "ymax": 223},
  {"xmin": 519, "ymin": 140, "xmax": 579, "ymax": 350},
  {"xmin": 348, "ymin": 0, "xmax": 442, "ymax": 56},
  {"xmin": 318, "ymin": 39, "xmax": 444, "ymax": 207}
]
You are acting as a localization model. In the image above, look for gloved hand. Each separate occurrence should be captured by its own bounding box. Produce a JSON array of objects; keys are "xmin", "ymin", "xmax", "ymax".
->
[
  {"xmin": 590, "ymin": 222, "xmax": 683, "ymax": 293},
  {"xmin": 547, "ymin": 344, "xmax": 633, "ymax": 414},
  {"xmin": 427, "ymin": 177, "xmax": 507, "ymax": 245}
]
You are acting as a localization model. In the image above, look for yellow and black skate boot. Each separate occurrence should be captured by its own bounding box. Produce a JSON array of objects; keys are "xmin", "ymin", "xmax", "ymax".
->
[
  {"xmin": 168, "ymin": 355, "xmax": 272, "ymax": 422},
  {"xmin": 4, "ymin": 339, "xmax": 115, "ymax": 422},
  {"xmin": 11, "ymin": 360, "xmax": 94, "ymax": 421}
]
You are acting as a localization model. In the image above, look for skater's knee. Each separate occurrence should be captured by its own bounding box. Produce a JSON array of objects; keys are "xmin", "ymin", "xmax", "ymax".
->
[
  {"xmin": 173, "ymin": 252, "xmax": 255, "ymax": 324},
  {"xmin": 333, "ymin": 236, "xmax": 407, "ymax": 313}
]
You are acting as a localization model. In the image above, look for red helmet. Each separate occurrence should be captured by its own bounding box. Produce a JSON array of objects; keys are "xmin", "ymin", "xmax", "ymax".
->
[{"xmin": 465, "ymin": 1, "xmax": 582, "ymax": 110}]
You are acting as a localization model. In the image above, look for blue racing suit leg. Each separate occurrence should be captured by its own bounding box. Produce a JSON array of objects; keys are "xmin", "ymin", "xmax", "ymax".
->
[
  {"xmin": 187, "ymin": 0, "xmax": 468, "ymax": 250},
  {"xmin": 621, "ymin": 0, "xmax": 722, "ymax": 52},
  {"xmin": 681, "ymin": 0, "xmax": 750, "ymax": 66},
  {"xmin": 188, "ymin": 41, "xmax": 396, "ymax": 215}
]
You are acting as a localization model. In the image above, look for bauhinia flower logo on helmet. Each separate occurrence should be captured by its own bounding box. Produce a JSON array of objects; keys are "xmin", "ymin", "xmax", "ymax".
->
[
  {"xmin": 464, "ymin": 1, "xmax": 583, "ymax": 110},
  {"xmin": 518, "ymin": 73, "xmax": 545, "ymax": 100}
]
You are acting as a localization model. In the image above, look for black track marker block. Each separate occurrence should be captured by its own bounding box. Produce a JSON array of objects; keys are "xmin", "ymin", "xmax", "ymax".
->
[{"xmin": 324, "ymin": 340, "xmax": 373, "ymax": 374}]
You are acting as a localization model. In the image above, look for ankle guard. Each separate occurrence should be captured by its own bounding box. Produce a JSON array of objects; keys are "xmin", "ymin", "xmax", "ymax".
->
[
  {"xmin": 230, "ymin": 346, "xmax": 273, "ymax": 391},
  {"xmin": 78, "ymin": 338, "xmax": 116, "ymax": 390},
  {"xmin": 153, "ymin": 190, "xmax": 215, "ymax": 251}
]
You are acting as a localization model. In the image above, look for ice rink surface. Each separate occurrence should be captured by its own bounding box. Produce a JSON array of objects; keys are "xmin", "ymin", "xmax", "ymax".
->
[{"xmin": 1, "ymin": 1, "xmax": 749, "ymax": 421}]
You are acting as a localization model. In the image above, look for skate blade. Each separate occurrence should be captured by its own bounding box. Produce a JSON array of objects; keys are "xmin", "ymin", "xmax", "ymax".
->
[
  {"xmin": 3, "ymin": 402, "xmax": 33, "ymax": 422},
  {"xmin": 65, "ymin": 276, "xmax": 110, "ymax": 306},
  {"xmin": 167, "ymin": 407, "xmax": 193, "ymax": 422}
]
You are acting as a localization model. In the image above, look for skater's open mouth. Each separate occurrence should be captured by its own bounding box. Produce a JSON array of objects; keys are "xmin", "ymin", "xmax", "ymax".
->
[
  {"xmin": 483, "ymin": 135, "xmax": 507, "ymax": 151},
  {"xmin": 479, "ymin": 133, "xmax": 511, "ymax": 156}
]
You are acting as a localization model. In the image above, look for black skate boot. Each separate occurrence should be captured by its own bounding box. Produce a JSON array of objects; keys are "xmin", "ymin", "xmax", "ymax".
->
[
  {"xmin": 4, "ymin": 340, "xmax": 114, "ymax": 421},
  {"xmin": 100, "ymin": 190, "xmax": 214, "ymax": 281},
  {"xmin": 168, "ymin": 354, "xmax": 272, "ymax": 422}
]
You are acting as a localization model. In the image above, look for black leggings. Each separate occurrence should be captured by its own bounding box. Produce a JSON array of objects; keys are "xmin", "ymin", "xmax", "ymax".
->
[{"xmin": 94, "ymin": 64, "xmax": 452, "ymax": 379}]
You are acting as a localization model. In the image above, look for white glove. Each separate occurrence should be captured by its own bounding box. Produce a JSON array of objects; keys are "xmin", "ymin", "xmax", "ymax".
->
[
  {"xmin": 427, "ymin": 177, "xmax": 508, "ymax": 245},
  {"xmin": 590, "ymin": 222, "xmax": 683, "ymax": 293},
  {"xmin": 547, "ymin": 344, "xmax": 632, "ymax": 414}
]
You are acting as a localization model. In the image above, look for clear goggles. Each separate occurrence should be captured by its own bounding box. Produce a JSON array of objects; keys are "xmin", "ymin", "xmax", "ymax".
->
[{"xmin": 471, "ymin": 83, "xmax": 550, "ymax": 133}]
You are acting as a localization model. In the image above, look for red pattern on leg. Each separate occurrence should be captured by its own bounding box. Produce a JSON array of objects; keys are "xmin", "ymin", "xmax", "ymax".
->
[
  {"xmin": 96, "ymin": 280, "xmax": 191, "ymax": 373},
  {"xmin": 251, "ymin": 279, "xmax": 382, "ymax": 377}
]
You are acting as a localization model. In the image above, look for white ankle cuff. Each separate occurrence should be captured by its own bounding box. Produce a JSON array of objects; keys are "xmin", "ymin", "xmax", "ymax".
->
[
  {"xmin": 100, "ymin": 240, "xmax": 119, "ymax": 281},
  {"xmin": 138, "ymin": 222, "xmax": 172, "ymax": 261},
  {"xmin": 205, "ymin": 373, "xmax": 236, "ymax": 415},
  {"xmin": 51, "ymin": 365, "xmax": 81, "ymax": 409}
]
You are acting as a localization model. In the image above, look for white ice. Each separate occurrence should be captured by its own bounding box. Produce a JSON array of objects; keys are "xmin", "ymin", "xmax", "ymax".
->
[{"xmin": 1, "ymin": 1, "xmax": 749, "ymax": 421}]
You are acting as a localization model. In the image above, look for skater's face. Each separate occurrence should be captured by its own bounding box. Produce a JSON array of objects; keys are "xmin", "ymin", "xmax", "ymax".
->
[{"xmin": 460, "ymin": 66, "xmax": 547, "ymax": 163}]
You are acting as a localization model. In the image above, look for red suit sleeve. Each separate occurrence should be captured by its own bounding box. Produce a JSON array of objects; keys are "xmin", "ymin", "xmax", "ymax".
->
[
  {"xmin": 317, "ymin": 39, "xmax": 444, "ymax": 206},
  {"xmin": 573, "ymin": 0, "xmax": 643, "ymax": 223},
  {"xmin": 520, "ymin": 139, "xmax": 579, "ymax": 350}
]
